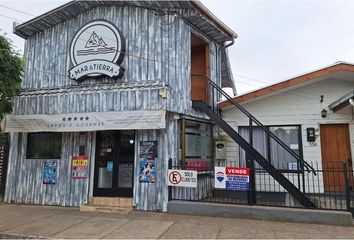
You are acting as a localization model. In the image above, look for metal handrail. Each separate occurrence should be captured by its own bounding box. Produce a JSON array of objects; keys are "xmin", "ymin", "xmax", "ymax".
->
[{"xmin": 209, "ymin": 80, "xmax": 316, "ymax": 174}]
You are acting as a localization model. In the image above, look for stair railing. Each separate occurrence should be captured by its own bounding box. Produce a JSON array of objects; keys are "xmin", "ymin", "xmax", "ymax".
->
[{"xmin": 208, "ymin": 79, "xmax": 316, "ymax": 174}]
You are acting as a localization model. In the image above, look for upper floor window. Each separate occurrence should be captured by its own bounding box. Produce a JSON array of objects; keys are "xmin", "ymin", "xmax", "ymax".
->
[{"xmin": 27, "ymin": 132, "xmax": 62, "ymax": 159}]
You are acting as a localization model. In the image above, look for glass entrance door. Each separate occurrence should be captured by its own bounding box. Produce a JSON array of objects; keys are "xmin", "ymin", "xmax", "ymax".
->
[{"xmin": 93, "ymin": 130, "xmax": 135, "ymax": 197}]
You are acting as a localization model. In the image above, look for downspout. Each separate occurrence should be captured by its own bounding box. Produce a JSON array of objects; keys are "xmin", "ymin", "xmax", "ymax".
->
[{"xmin": 215, "ymin": 37, "xmax": 236, "ymax": 101}]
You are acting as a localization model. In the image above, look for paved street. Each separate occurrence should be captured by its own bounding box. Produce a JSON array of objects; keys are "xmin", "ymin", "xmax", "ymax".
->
[{"xmin": 0, "ymin": 204, "xmax": 354, "ymax": 239}]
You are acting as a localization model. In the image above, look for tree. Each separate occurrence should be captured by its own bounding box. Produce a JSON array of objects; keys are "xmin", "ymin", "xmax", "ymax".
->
[{"xmin": 0, "ymin": 34, "xmax": 23, "ymax": 119}]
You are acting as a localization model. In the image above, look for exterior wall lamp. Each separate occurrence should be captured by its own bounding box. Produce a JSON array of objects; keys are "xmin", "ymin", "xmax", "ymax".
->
[{"xmin": 321, "ymin": 108, "xmax": 328, "ymax": 118}]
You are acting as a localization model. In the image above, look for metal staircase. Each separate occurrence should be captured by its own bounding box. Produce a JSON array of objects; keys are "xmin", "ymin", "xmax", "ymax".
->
[{"xmin": 192, "ymin": 80, "xmax": 317, "ymax": 208}]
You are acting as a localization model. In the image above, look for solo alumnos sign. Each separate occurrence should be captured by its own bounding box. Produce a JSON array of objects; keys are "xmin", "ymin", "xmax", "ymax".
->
[{"xmin": 68, "ymin": 20, "xmax": 126, "ymax": 81}]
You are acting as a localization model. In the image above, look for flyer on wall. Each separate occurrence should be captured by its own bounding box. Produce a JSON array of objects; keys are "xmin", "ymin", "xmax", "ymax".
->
[
  {"xmin": 43, "ymin": 160, "xmax": 57, "ymax": 184},
  {"xmin": 139, "ymin": 157, "xmax": 156, "ymax": 183},
  {"xmin": 139, "ymin": 141, "xmax": 158, "ymax": 183}
]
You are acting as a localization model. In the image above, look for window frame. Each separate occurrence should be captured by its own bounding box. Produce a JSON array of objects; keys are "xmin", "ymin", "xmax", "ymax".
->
[
  {"xmin": 239, "ymin": 124, "xmax": 304, "ymax": 173},
  {"xmin": 179, "ymin": 118, "xmax": 213, "ymax": 172},
  {"xmin": 26, "ymin": 132, "xmax": 63, "ymax": 159}
]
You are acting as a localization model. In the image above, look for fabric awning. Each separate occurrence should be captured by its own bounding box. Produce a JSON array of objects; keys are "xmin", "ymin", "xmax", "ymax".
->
[{"xmin": 3, "ymin": 110, "xmax": 166, "ymax": 133}]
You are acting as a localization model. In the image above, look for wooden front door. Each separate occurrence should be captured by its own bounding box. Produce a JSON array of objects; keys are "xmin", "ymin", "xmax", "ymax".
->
[{"xmin": 320, "ymin": 124, "xmax": 352, "ymax": 192}]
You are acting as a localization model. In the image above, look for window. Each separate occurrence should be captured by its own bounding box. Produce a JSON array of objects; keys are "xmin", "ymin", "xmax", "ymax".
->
[
  {"xmin": 239, "ymin": 125, "xmax": 302, "ymax": 171},
  {"xmin": 27, "ymin": 132, "xmax": 62, "ymax": 159},
  {"xmin": 180, "ymin": 119, "xmax": 212, "ymax": 171}
]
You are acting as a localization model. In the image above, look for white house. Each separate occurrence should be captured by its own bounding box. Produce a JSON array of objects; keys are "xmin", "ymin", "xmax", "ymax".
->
[{"xmin": 218, "ymin": 62, "xmax": 354, "ymax": 195}]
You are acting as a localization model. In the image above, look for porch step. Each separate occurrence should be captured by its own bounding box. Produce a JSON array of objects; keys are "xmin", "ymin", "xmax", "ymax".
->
[
  {"xmin": 90, "ymin": 197, "xmax": 133, "ymax": 207},
  {"xmin": 80, "ymin": 197, "xmax": 133, "ymax": 214},
  {"xmin": 80, "ymin": 205, "xmax": 132, "ymax": 214}
]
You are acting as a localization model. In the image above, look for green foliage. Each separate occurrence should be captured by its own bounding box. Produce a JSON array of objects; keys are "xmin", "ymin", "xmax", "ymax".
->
[{"xmin": 0, "ymin": 34, "xmax": 23, "ymax": 119}]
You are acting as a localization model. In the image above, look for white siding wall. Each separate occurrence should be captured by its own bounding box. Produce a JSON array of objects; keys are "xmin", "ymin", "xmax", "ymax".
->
[{"xmin": 220, "ymin": 78, "xmax": 354, "ymax": 193}]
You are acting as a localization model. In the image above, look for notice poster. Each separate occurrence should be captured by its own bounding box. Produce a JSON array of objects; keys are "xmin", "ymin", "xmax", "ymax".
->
[
  {"xmin": 71, "ymin": 156, "xmax": 89, "ymax": 179},
  {"xmin": 43, "ymin": 160, "xmax": 57, "ymax": 184},
  {"xmin": 139, "ymin": 141, "xmax": 158, "ymax": 183},
  {"xmin": 215, "ymin": 167, "xmax": 250, "ymax": 191}
]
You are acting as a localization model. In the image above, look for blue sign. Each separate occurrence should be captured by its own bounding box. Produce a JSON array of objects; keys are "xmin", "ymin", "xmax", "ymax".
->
[
  {"xmin": 107, "ymin": 161, "xmax": 113, "ymax": 172},
  {"xmin": 43, "ymin": 160, "xmax": 57, "ymax": 184},
  {"xmin": 226, "ymin": 175, "xmax": 249, "ymax": 190}
]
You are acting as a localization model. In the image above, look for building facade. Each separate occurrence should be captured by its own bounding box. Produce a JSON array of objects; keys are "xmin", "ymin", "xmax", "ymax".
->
[
  {"xmin": 219, "ymin": 62, "xmax": 354, "ymax": 194},
  {"xmin": 3, "ymin": 1, "xmax": 236, "ymax": 212}
]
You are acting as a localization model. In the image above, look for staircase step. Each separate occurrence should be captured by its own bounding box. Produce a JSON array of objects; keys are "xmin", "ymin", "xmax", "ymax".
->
[
  {"xmin": 80, "ymin": 205, "xmax": 133, "ymax": 214},
  {"xmin": 90, "ymin": 197, "xmax": 133, "ymax": 207}
]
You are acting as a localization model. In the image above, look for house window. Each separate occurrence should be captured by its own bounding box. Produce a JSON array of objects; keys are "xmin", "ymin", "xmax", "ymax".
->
[
  {"xmin": 27, "ymin": 132, "xmax": 62, "ymax": 159},
  {"xmin": 180, "ymin": 119, "xmax": 212, "ymax": 171},
  {"xmin": 239, "ymin": 125, "xmax": 302, "ymax": 171}
]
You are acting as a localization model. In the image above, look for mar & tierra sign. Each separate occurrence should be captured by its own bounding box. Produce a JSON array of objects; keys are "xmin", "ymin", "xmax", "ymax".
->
[{"xmin": 69, "ymin": 20, "xmax": 126, "ymax": 81}]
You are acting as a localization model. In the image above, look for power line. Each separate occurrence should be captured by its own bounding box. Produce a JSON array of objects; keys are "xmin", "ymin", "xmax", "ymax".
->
[
  {"xmin": 0, "ymin": 14, "xmax": 23, "ymax": 22},
  {"xmin": 0, "ymin": 4, "xmax": 35, "ymax": 17}
]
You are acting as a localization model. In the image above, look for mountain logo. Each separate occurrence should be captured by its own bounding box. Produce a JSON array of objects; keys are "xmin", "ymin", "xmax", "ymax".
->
[
  {"xmin": 69, "ymin": 20, "xmax": 126, "ymax": 81},
  {"xmin": 85, "ymin": 31, "xmax": 107, "ymax": 48}
]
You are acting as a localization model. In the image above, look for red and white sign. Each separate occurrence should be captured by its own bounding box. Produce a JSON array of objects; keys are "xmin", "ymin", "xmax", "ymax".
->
[
  {"xmin": 167, "ymin": 170, "xmax": 197, "ymax": 188},
  {"xmin": 215, "ymin": 167, "xmax": 250, "ymax": 191}
]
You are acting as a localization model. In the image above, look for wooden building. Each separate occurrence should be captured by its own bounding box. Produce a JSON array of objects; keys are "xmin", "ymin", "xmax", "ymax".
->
[
  {"xmin": 3, "ymin": 1, "xmax": 237, "ymax": 212},
  {"xmin": 219, "ymin": 62, "xmax": 354, "ymax": 194}
]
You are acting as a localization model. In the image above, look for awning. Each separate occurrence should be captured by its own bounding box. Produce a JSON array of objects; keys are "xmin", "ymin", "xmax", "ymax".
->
[
  {"xmin": 328, "ymin": 90, "xmax": 354, "ymax": 112},
  {"xmin": 3, "ymin": 110, "xmax": 166, "ymax": 133}
]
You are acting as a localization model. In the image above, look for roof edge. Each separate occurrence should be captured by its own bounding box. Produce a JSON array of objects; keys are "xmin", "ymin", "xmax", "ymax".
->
[
  {"xmin": 14, "ymin": 1, "xmax": 237, "ymax": 41},
  {"xmin": 191, "ymin": 1, "xmax": 237, "ymax": 39},
  {"xmin": 14, "ymin": 1, "xmax": 75, "ymax": 38},
  {"xmin": 219, "ymin": 62, "xmax": 354, "ymax": 109}
]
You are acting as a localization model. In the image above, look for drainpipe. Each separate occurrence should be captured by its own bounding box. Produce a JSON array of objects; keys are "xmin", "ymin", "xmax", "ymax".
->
[{"xmin": 214, "ymin": 37, "xmax": 235, "ymax": 101}]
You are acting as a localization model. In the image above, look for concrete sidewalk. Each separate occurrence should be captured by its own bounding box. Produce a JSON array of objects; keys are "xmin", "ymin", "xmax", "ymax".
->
[{"xmin": 0, "ymin": 204, "xmax": 354, "ymax": 239}]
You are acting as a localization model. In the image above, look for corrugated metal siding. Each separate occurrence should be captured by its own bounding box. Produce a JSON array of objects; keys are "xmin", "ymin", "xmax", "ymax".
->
[{"xmin": 5, "ymin": 132, "xmax": 94, "ymax": 207}]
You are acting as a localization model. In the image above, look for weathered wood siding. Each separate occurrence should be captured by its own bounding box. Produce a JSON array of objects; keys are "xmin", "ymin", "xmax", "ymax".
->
[
  {"xmin": 20, "ymin": 5, "xmax": 220, "ymax": 116},
  {"xmin": 5, "ymin": 132, "xmax": 95, "ymax": 206},
  {"xmin": 133, "ymin": 113, "xmax": 178, "ymax": 211},
  {"xmin": 6, "ymin": 4, "xmax": 224, "ymax": 210}
]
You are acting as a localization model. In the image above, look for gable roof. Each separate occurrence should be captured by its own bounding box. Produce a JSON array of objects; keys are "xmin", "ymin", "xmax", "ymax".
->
[
  {"xmin": 14, "ymin": 0, "xmax": 237, "ymax": 43},
  {"xmin": 219, "ymin": 62, "xmax": 354, "ymax": 109}
]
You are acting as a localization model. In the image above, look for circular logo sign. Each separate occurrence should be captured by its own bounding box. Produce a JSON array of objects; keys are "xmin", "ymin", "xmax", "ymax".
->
[{"xmin": 68, "ymin": 20, "xmax": 125, "ymax": 81}]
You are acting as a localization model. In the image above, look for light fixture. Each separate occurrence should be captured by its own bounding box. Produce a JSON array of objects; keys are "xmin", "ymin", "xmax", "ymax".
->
[
  {"xmin": 129, "ymin": 139, "xmax": 134, "ymax": 144},
  {"xmin": 321, "ymin": 108, "xmax": 328, "ymax": 118}
]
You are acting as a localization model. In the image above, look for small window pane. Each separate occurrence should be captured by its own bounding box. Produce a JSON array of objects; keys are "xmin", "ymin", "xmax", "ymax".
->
[
  {"xmin": 184, "ymin": 120, "xmax": 212, "ymax": 171},
  {"xmin": 27, "ymin": 133, "xmax": 62, "ymax": 159},
  {"xmin": 270, "ymin": 126, "xmax": 300, "ymax": 170}
]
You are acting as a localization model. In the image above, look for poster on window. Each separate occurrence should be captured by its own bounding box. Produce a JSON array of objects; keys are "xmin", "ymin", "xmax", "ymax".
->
[
  {"xmin": 139, "ymin": 141, "xmax": 157, "ymax": 183},
  {"xmin": 43, "ymin": 160, "xmax": 57, "ymax": 184},
  {"xmin": 118, "ymin": 163, "xmax": 133, "ymax": 188},
  {"xmin": 71, "ymin": 156, "xmax": 89, "ymax": 179}
]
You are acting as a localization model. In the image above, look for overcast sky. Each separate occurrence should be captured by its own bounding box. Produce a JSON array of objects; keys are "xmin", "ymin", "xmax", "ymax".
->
[{"xmin": 1, "ymin": 0, "xmax": 354, "ymax": 95}]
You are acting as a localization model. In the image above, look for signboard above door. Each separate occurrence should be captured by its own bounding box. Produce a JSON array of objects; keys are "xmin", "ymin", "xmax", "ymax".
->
[{"xmin": 68, "ymin": 20, "xmax": 126, "ymax": 81}]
